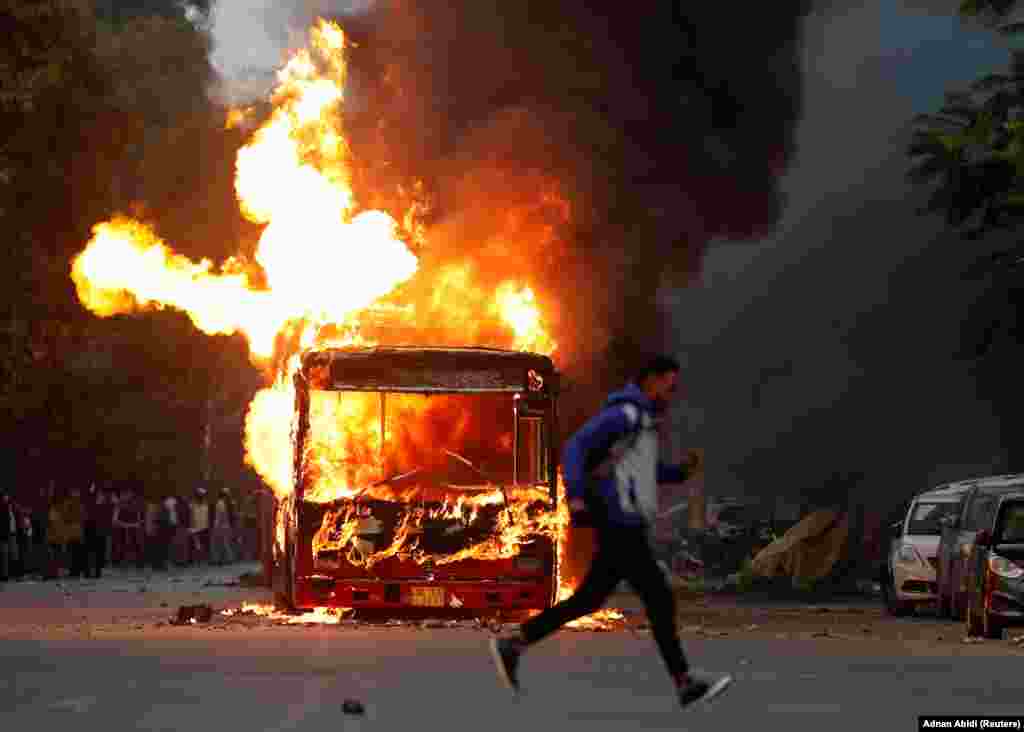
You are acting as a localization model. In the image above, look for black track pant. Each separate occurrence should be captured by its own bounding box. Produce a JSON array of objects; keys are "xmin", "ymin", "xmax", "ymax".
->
[{"xmin": 520, "ymin": 522, "xmax": 689, "ymax": 678}]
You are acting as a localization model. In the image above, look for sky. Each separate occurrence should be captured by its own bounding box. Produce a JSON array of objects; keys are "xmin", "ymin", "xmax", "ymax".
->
[{"xmin": 667, "ymin": 1, "xmax": 1015, "ymax": 505}]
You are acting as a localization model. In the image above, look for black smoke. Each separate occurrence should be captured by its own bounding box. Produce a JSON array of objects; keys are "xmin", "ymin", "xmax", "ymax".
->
[
  {"xmin": 664, "ymin": 1, "xmax": 1014, "ymax": 513},
  {"xmin": 312, "ymin": 1, "xmax": 810, "ymax": 418}
]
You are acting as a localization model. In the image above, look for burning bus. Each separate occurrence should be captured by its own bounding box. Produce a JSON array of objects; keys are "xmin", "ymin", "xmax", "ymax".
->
[
  {"xmin": 67, "ymin": 19, "xmax": 620, "ymax": 622},
  {"xmin": 272, "ymin": 346, "xmax": 563, "ymax": 614}
]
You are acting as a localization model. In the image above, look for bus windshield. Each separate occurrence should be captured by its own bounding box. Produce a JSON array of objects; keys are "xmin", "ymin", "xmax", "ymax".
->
[{"xmin": 302, "ymin": 391, "xmax": 524, "ymax": 503}]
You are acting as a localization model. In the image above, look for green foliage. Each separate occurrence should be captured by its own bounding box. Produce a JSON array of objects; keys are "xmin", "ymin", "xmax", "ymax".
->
[
  {"xmin": 908, "ymin": 80, "xmax": 1024, "ymax": 235},
  {"xmin": 904, "ymin": 13, "xmax": 1024, "ymax": 408},
  {"xmin": 1, "ymin": 0, "xmax": 259, "ymax": 497}
]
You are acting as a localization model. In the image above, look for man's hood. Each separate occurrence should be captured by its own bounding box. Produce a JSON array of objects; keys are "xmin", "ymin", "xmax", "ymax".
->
[{"xmin": 604, "ymin": 382, "xmax": 658, "ymax": 415}]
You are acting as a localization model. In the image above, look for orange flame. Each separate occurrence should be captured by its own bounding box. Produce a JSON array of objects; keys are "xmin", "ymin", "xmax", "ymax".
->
[
  {"xmin": 71, "ymin": 20, "xmax": 418, "ymax": 363},
  {"xmin": 68, "ymin": 18, "xmax": 622, "ymax": 629},
  {"xmin": 222, "ymin": 602, "xmax": 352, "ymax": 625}
]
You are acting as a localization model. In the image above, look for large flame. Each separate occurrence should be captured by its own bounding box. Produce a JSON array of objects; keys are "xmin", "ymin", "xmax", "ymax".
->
[
  {"xmin": 71, "ymin": 20, "xmax": 418, "ymax": 361},
  {"xmin": 71, "ymin": 18, "xmax": 620, "ymax": 629}
]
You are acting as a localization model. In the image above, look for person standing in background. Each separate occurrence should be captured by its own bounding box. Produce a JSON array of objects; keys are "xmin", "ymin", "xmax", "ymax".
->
[
  {"xmin": 104, "ymin": 484, "xmax": 119, "ymax": 567},
  {"xmin": 32, "ymin": 479, "xmax": 54, "ymax": 579},
  {"xmin": 0, "ymin": 493, "xmax": 14, "ymax": 581},
  {"xmin": 13, "ymin": 503, "xmax": 31, "ymax": 579},
  {"xmin": 112, "ymin": 485, "xmax": 144, "ymax": 568},
  {"xmin": 52, "ymin": 487, "xmax": 85, "ymax": 578},
  {"xmin": 47, "ymin": 488, "xmax": 67, "ymax": 578},
  {"xmin": 189, "ymin": 485, "xmax": 210, "ymax": 565},
  {"xmin": 210, "ymin": 487, "xmax": 236, "ymax": 566},
  {"xmin": 87, "ymin": 484, "xmax": 114, "ymax": 578},
  {"xmin": 146, "ymin": 496, "xmax": 167, "ymax": 571},
  {"xmin": 170, "ymin": 492, "xmax": 193, "ymax": 566}
]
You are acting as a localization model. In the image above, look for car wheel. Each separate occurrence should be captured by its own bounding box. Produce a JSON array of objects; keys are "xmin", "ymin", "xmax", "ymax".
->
[
  {"xmin": 983, "ymin": 611, "xmax": 1004, "ymax": 640},
  {"xmin": 966, "ymin": 599, "xmax": 983, "ymax": 637}
]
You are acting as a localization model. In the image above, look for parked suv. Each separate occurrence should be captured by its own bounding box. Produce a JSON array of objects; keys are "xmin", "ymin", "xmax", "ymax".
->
[
  {"xmin": 936, "ymin": 474, "xmax": 1024, "ymax": 619},
  {"xmin": 882, "ymin": 485, "xmax": 967, "ymax": 616},
  {"xmin": 964, "ymin": 493, "xmax": 1024, "ymax": 639}
]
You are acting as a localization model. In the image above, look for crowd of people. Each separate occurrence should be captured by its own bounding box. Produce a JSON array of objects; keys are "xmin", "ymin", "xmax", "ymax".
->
[{"xmin": 0, "ymin": 480, "xmax": 263, "ymax": 582}]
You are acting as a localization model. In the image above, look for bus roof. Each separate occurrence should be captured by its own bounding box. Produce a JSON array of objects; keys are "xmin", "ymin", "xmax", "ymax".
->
[{"xmin": 299, "ymin": 346, "xmax": 557, "ymax": 393}]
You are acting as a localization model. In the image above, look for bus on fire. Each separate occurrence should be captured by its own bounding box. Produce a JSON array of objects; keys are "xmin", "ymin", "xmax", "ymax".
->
[{"xmin": 271, "ymin": 346, "xmax": 562, "ymax": 616}]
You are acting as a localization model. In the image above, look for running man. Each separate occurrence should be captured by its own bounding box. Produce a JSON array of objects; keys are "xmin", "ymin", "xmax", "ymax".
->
[{"xmin": 490, "ymin": 354, "xmax": 732, "ymax": 708}]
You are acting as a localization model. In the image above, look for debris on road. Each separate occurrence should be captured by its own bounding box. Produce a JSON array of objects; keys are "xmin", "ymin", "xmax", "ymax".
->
[
  {"xmin": 172, "ymin": 604, "xmax": 215, "ymax": 625},
  {"xmin": 749, "ymin": 510, "xmax": 849, "ymax": 585},
  {"xmin": 342, "ymin": 699, "xmax": 365, "ymax": 715}
]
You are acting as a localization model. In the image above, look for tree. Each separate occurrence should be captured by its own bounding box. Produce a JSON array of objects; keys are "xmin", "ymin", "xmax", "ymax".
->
[
  {"xmin": 0, "ymin": 1, "xmax": 109, "ymax": 447},
  {"xmin": 1, "ymin": 1, "xmax": 256, "ymax": 491},
  {"xmin": 908, "ymin": 1, "xmax": 1024, "ymax": 469}
]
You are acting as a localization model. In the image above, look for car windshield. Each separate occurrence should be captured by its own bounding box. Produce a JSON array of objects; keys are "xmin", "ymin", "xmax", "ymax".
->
[
  {"xmin": 997, "ymin": 502, "xmax": 1024, "ymax": 543},
  {"xmin": 906, "ymin": 501, "xmax": 960, "ymax": 536}
]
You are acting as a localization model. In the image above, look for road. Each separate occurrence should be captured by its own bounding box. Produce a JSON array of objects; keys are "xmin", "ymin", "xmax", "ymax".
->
[{"xmin": 0, "ymin": 565, "xmax": 1020, "ymax": 731}]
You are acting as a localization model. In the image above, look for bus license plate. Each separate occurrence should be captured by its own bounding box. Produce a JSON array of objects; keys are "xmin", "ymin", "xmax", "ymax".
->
[{"xmin": 409, "ymin": 587, "xmax": 445, "ymax": 607}]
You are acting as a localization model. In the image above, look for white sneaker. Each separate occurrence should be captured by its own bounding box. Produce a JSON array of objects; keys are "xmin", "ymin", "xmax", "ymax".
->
[{"xmin": 679, "ymin": 671, "xmax": 733, "ymax": 708}]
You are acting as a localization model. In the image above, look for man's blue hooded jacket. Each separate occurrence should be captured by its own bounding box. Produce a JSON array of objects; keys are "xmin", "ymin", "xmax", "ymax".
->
[{"xmin": 561, "ymin": 382, "xmax": 688, "ymax": 528}]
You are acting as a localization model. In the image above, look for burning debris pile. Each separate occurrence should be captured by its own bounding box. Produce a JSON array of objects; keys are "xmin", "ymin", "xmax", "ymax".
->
[
  {"xmin": 221, "ymin": 602, "xmax": 352, "ymax": 625},
  {"xmin": 70, "ymin": 19, "xmax": 618, "ymax": 626},
  {"xmin": 213, "ymin": 601, "xmax": 624, "ymax": 631}
]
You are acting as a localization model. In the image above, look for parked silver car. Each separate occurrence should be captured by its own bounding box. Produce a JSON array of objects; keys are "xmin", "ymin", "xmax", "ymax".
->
[
  {"xmin": 883, "ymin": 485, "xmax": 967, "ymax": 615},
  {"xmin": 936, "ymin": 473, "xmax": 1024, "ymax": 619}
]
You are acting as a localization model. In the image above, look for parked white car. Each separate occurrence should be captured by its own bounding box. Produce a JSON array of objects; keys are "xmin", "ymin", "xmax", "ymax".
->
[{"xmin": 883, "ymin": 485, "xmax": 968, "ymax": 615}]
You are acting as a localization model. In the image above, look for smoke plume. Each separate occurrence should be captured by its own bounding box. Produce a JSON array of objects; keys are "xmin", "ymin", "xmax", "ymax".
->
[{"xmin": 211, "ymin": 1, "xmax": 812, "ymax": 417}]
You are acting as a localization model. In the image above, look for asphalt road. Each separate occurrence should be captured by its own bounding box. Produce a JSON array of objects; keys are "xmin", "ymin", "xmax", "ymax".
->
[{"xmin": 0, "ymin": 566, "xmax": 1019, "ymax": 731}]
